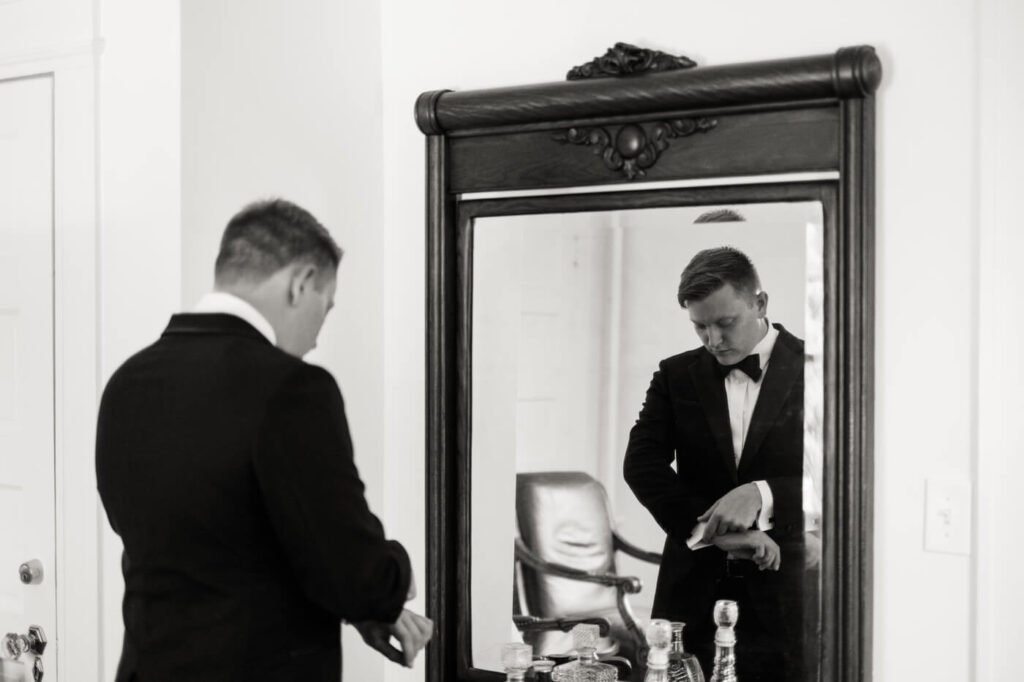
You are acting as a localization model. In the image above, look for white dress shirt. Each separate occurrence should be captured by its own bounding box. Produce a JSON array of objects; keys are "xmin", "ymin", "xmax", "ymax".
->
[
  {"xmin": 725, "ymin": 322, "xmax": 777, "ymax": 529},
  {"xmin": 192, "ymin": 291, "xmax": 277, "ymax": 346},
  {"xmin": 687, "ymin": 320, "xmax": 777, "ymax": 549}
]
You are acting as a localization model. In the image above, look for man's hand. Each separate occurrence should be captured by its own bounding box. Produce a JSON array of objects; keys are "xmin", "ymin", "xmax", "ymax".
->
[
  {"xmin": 712, "ymin": 530, "xmax": 781, "ymax": 571},
  {"xmin": 698, "ymin": 483, "xmax": 762, "ymax": 542},
  {"xmin": 353, "ymin": 609, "xmax": 434, "ymax": 668}
]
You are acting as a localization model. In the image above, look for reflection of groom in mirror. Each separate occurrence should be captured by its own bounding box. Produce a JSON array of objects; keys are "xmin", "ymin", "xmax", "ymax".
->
[{"xmin": 624, "ymin": 246, "xmax": 805, "ymax": 682}]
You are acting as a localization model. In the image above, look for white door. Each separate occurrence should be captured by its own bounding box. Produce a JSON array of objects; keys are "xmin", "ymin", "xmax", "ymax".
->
[{"xmin": 0, "ymin": 74, "xmax": 56, "ymax": 682}]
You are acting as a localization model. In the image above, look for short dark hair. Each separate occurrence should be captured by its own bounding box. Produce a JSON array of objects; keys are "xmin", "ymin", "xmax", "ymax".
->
[
  {"xmin": 214, "ymin": 199, "xmax": 342, "ymax": 286},
  {"xmin": 677, "ymin": 246, "xmax": 761, "ymax": 308}
]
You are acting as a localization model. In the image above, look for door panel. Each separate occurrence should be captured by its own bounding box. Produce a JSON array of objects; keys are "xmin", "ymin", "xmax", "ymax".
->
[{"xmin": 0, "ymin": 74, "xmax": 56, "ymax": 681}]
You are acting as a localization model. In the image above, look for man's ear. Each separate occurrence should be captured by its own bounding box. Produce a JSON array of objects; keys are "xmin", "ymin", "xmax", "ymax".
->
[
  {"xmin": 287, "ymin": 264, "xmax": 319, "ymax": 305},
  {"xmin": 755, "ymin": 290, "xmax": 769, "ymax": 315}
]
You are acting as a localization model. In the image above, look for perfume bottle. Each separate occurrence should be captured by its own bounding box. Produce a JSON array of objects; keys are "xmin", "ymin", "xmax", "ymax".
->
[
  {"xmin": 533, "ymin": 658, "xmax": 556, "ymax": 682},
  {"xmin": 568, "ymin": 647, "xmax": 618, "ymax": 682},
  {"xmin": 501, "ymin": 642, "xmax": 533, "ymax": 682},
  {"xmin": 551, "ymin": 623, "xmax": 597, "ymax": 680},
  {"xmin": 643, "ymin": 619, "xmax": 672, "ymax": 682},
  {"xmin": 709, "ymin": 600, "xmax": 738, "ymax": 682},
  {"xmin": 667, "ymin": 622, "xmax": 704, "ymax": 682},
  {"xmin": 551, "ymin": 624, "xmax": 617, "ymax": 681}
]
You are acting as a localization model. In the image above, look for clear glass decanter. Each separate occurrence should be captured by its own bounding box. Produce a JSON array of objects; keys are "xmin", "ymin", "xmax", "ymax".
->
[
  {"xmin": 643, "ymin": 619, "xmax": 672, "ymax": 682},
  {"xmin": 568, "ymin": 647, "xmax": 618, "ymax": 682},
  {"xmin": 709, "ymin": 600, "xmax": 739, "ymax": 682},
  {"xmin": 667, "ymin": 621, "xmax": 705, "ymax": 682},
  {"xmin": 551, "ymin": 623, "xmax": 595, "ymax": 681},
  {"xmin": 533, "ymin": 658, "xmax": 557, "ymax": 682},
  {"xmin": 501, "ymin": 642, "xmax": 533, "ymax": 682}
]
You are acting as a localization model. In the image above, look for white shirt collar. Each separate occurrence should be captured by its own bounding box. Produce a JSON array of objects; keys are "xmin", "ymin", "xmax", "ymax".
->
[
  {"xmin": 193, "ymin": 291, "xmax": 277, "ymax": 345},
  {"xmin": 751, "ymin": 320, "xmax": 779, "ymax": 370}
]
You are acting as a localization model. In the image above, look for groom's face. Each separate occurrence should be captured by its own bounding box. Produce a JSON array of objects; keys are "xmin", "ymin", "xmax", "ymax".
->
[{"xmin": 686, "ymin": 283, "xmax": 768, "ymax": 365}]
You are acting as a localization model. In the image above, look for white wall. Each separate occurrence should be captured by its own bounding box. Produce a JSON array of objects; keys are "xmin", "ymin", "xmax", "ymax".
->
[
  {"xmin": 179, "ymin": 1, "xmax": 394, "ymax": 679},
  {"xmin": 97, "ymin": 0, "xmax": 182, "ymax": 677},
  {"xmin": 0, "ymin": 0, "xmax": 93, "ymax": 60},
  {"xmin": 975, "ymin": 0, "xmax": 1024, "ymax": 678},
  {"xmin": 378, "ymin": 1, "xmax": 1003, "ymax": 681}
]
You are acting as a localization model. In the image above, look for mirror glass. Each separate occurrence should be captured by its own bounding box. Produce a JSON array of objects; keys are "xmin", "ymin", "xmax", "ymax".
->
[{"xmin": 469, "ymin": 201, "xmax": 824, "ymax": 677}]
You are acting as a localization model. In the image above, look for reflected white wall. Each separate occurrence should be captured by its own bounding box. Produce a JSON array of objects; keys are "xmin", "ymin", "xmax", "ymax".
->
[{"xmin": 469, "ymin": 220, "xmax": 523, "ymax": 670}]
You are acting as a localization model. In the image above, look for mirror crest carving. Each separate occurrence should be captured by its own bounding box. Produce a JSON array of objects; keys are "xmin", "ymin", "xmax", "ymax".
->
[{"xmin": 566, "ymin": 42, "xmax": 697, "ymax": 80}]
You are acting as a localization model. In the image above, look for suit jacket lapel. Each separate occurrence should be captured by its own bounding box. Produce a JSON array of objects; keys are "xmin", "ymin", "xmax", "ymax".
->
[
  {"xmin": 689, "ymin": 352, "xmax": 738, "ymax": 485},
  {"xmin": 737, "ymin": 327, "xmax": 802, "ymax": 478}
]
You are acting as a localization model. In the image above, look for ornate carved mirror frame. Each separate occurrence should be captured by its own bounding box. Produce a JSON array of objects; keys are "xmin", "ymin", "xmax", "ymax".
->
[{"xmin": 417, "ymin": 44, "xmax": 881, "ymax": 682}]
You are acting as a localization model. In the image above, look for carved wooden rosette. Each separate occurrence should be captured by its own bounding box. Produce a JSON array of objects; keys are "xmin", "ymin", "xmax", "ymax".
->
[{"xmin": 554, "ymin": 117, "xmax": 717, "ymax": 180}]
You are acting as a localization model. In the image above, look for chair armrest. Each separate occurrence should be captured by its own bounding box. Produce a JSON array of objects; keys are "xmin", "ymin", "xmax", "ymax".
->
[
  {"xmin": 612, "ymin": 532, "xmax": 663, "ymax": 565},
  {"xmin": 512, "ymin": 615, "xmax": 611, "ymax": 636},
  {"xmin": 515, "ymin": 538, "xmax": 642, "ymax": 594}
]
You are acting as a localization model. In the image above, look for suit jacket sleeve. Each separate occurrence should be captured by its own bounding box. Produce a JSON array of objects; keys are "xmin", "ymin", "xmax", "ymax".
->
[
  {"xmin": 623, "ymin": 362, "xmax": 715, "ymax": 552},
  {"xmin": 765, "ymin": 475, "xmax": 804, "ymax": 535},
  {"xmin": 252, "ymin": 363, "xmax": 411, "ymax": 623}
]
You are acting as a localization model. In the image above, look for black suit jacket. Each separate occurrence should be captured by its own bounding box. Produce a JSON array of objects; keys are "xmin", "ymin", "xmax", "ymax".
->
[
  {"xmin": 96, "ymin": 314, "xmax": 411, "ymax": 682},
  {"xmin": 623, "ymin": 323, "xmax": 805, "ymax": 641}
]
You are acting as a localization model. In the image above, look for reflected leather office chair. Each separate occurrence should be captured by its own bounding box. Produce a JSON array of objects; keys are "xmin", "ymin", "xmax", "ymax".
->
[{"xmin": 514, "ymin": 471, "xmax": 661, "ymax": 668}]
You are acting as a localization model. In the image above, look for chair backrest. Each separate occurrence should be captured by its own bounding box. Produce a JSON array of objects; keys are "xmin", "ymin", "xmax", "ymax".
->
[{"xmin": 515, "ymin": 471, "xmax": 619, "ymax": 619}]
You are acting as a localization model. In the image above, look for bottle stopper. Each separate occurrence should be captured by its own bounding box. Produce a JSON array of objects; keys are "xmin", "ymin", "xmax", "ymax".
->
[
  {"xmin": 570, "ymin": 623, "xmax": 600, "ymax": 652},
  {"xmin": 645, "ymin": 618, "xmax": 672, "ymax": 665},
  {"xmin": 713, "ymin": 599, "xmax": 739, "ymax": 647}
]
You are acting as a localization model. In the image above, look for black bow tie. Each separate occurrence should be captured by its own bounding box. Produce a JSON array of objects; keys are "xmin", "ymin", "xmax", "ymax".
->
[{"xmin": 714, "ymin": 354, "xmax": 762, "ymax": 382}]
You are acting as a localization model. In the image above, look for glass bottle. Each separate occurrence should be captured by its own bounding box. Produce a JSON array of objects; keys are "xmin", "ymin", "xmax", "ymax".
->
[
  {"xmin": 501, "ymin": 642, "xmax": 533, "ymax": 682},
  {"xmin": 667, "ymin": 622, "xmax": 705, "ymax": 682},
  {"xmin": 533, "ymin": 658, "xmax": 556, "ymax": 682},
  {"xmin": 569, "ymin": 647, "xmax": 618, "ymax": 682},
  {"xmin": 551, "ymin": 623, "xmax": 603, "ymax": 681},
  {"xmin": 709, "ymin": 600, "xmax": 738, "ymax": 682},
  {"xmin": 644, "ymin": 619, "xmax": 672, "ymax": 682}
]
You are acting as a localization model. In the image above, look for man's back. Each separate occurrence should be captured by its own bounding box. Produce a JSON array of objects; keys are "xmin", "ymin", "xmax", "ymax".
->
[{"xmin": 97, "ymin": 313, "xmax": 410, "ymax": 681}]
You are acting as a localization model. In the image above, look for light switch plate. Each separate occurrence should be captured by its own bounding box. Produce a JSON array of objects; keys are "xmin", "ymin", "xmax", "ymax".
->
[{"xmin": 924, "ymin": 476, "xmax": 972, "ymax": 555}]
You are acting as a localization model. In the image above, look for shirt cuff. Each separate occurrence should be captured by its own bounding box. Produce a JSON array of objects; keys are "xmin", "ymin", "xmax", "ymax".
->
[
  {"xmin": 686, "ymin": 521, "xmax": 711, "ymax": 550},
  {"xmin": 754, "ymin": 480, "xmax": 774, "ymax": 530}
]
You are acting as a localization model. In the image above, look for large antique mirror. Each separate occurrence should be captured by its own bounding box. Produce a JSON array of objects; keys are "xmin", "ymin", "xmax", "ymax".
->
[{"xmin": 418, "ymin": 45, "xmax": 879, "ymax": 682}]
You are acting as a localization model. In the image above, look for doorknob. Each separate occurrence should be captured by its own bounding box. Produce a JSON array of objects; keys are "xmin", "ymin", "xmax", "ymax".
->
[
  {"xmin": 1, "ymin": 625, "xmax": 46, "ymax": 659},
  {"xmin": 19, "ymin": 559, "xmax": 43, "ymax": 585},
  {"xmin": 26, "ymin": 626, "xmax": 45, "ymax": 656}
]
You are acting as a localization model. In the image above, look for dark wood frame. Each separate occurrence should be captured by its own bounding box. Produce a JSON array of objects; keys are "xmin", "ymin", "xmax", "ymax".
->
[{"xmin": 418, "ymin": 45, "xmax": 879, "ymax": 682}]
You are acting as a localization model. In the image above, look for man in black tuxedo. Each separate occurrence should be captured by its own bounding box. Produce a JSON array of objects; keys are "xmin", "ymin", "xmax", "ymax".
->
[
  {"xmin": 624, "ymin": 247, "xmax": 805, "ymax": 682},
  {"xmin": 96, "ymin": 199, "xmax": 432, "ymax": 681}
]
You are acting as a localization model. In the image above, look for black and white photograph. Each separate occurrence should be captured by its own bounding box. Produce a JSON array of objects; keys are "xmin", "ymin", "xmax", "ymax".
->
[{"xmin": 0, "ymin": 2, "xmax": 1020, "ymax": 681}]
